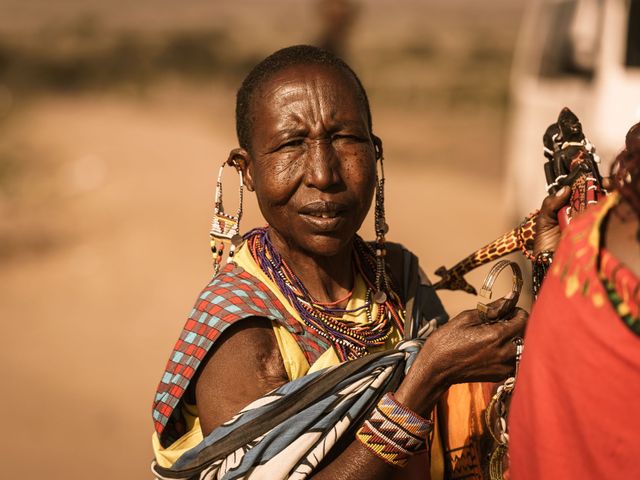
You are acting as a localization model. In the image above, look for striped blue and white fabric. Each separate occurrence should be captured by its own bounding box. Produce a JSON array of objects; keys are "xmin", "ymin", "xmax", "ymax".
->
[{"xmin": 152, "ymin": 342, "xmax": 426, "ymax": 480}]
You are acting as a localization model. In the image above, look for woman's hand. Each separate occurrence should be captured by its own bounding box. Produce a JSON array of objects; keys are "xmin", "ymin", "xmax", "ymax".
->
[
  {"xmin": 425, "ymin": 299, "xmax": 528, "ymax": 384},
  {"xmin": 533, "ymin": 186, "xmax": 571, "ymax": 255},
  {"xmin": 395, "ymin": 298, "xmax": 527, "ymax": 415},
  {"xmin": 534, "ymin": 178, "xmax": 613, "ymax": 255}
]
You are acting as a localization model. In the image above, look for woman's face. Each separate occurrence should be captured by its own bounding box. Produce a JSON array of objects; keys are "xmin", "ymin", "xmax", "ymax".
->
[{"xmin": 239, "ymin": 63, "xmax": 378, "ymax": 258}]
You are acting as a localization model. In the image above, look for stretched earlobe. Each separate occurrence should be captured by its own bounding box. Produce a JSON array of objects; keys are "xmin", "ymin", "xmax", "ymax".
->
[
  {"xmin": 228, "ymin": 148, "xmax": 254, "ymax": 191},
  {"xmin": 372, "ymin": 135, "xmax": 384, "ymax": 160}
]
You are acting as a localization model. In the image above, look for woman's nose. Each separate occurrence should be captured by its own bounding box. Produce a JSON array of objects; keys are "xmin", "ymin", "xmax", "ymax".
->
[{"xmin": 304, "ymin": 140, "xmax": 341, "ymax": 190}]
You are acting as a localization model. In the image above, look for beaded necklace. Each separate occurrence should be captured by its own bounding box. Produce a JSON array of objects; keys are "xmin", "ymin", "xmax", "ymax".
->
[{"xmin": 245, "ymin": 227, "xmax": 404, "ymax": 361}]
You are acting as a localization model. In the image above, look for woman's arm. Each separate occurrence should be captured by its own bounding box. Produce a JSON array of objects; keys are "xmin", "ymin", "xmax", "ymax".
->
[
  {"xmin": 195, "ymin": 317, "xmax": 289, "ymax": 435},
  {"xmin": 195, "ymin": 316, "xmax": 399, "ymax": 479},
  {"xmin": 311, "ymin": 300, "xmax": 527, "ymax": 479},
  {"xmin": 196, "ymin": 300, "xmax": 527, "ymax": 479}
]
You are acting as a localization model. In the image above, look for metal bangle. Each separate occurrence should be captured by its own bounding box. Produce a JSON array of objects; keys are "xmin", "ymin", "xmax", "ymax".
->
[{"xmin": 477, "ymin": 260, "xmax": 523, "ymax": 322}]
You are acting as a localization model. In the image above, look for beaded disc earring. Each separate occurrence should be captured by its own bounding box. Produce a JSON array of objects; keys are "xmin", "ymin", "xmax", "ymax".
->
[
  {"xmin": 210, "ymin": 159, "xmax": 244, "ymax": 276},
  {"xmin": 373, "ymin": 148, "xmax": 389, "ymax": 304}
]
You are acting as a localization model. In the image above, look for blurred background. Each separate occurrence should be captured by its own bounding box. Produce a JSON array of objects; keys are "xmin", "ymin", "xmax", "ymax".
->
[{"xmin": 0, "ymin": 0, "xmax": 637, "ymax": 478}]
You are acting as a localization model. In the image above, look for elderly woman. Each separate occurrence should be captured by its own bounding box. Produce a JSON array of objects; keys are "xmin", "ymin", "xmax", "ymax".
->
[{"xmin": 151, "ymin": 45, "xmax": 529, "ymax": 479}]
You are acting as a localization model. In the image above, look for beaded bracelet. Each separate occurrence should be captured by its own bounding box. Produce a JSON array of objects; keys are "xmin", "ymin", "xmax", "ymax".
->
[
  {"xmin": 356, "ymin": 392, "xmax": 433, "ymax": 468},
  {"xmin": 532, "ymin": 250, "xmax": 554, "ymax": 298}
]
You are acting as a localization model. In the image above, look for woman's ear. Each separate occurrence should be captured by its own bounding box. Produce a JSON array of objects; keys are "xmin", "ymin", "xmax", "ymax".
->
[
  {"xmin": 228, "ymin": 148, "xmax": 254, "ymax": 191},
  {"xmin": 372, "ymin": 134, "xmax": 384, "ymax": 160}
]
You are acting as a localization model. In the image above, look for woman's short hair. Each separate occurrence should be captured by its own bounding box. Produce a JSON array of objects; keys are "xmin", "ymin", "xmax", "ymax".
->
[{"xmin": 235, "ymin": 44, "xmax": 372, "ymax": 152}]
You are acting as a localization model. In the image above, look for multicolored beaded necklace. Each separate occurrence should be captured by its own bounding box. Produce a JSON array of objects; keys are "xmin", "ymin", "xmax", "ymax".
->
[{"xmin": 245, "ymin": 227, "xmax": 404, "ymax": 361}]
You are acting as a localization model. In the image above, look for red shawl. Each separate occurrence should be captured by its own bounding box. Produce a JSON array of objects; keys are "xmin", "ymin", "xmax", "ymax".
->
[{"xmin": 509, "ymin": 194, "xmax": 640, "ymax": 479}]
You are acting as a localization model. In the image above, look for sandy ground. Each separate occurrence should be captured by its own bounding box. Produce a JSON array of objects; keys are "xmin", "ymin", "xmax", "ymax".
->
[
  {"xmin": 0, "ymin": 0, "xmax": 541, "ymax": 477},
  {"xmin": 0, "ymin": 81, "xmax": 526, "ymax": 478}
]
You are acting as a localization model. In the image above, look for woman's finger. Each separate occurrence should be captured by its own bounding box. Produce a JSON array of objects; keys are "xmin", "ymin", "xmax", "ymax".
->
[
  {"xmin": 504, "ymin": 308, "xmax": 528, "ymax": 335},
  {"xmin": 483, "ymin": 297, "xmax": 513, "ymax": 321},
  {"xmin": 534, "ymin": 186, "xmax": 571, "ymax": 255},
  {"xmin": 493, "ymin": 308, "xmax": 528, "ymax": 349},
  {"xmin": 539, "ymin": 186, "xmax": 571, "ymax": 221},
  {"xmin": 479, "ymin": 297, "xmax": 526, "ymax": 323}
]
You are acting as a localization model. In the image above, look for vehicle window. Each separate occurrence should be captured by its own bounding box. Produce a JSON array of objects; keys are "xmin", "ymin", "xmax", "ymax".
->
[
  {"xmin": 538, "ymin": 0, "xmax": 600, "ymax": 79},
  {"xmin": 627, "ymin": 0, "xmax": 640, "ymax": 67}
]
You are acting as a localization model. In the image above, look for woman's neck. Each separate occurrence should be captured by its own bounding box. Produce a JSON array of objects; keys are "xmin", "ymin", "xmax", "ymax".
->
[{"xmin": 267, "ymin": 230, "xmax": 355, "ymax": 305}]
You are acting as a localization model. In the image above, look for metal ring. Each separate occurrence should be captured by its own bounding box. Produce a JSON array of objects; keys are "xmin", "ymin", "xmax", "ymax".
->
[
  {"xmin": 476, "ymin": 260, "xmax": 523, "ymax": 322},
  {"xmin": 513, "ymin": 336, "xmax": 524, "ymax": 377},
  {"xmin": 513, "ymin": 336, "xmax": 524, "ymax": 362}
]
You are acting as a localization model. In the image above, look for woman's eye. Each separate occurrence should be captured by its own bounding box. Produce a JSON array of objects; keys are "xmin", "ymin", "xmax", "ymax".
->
[
  {"xmin": 278, "ymin": 139, "xmax": 304, "ymax": 150},
  {"xmin": 333, "ymin": 134, "xmax": 363, "ymax": 142}
]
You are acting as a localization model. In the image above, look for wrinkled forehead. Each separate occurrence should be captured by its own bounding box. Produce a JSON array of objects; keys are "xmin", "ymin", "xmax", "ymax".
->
[{"xmin": 250, "ymin": 63, "xmax": 369, "ymax": 125}]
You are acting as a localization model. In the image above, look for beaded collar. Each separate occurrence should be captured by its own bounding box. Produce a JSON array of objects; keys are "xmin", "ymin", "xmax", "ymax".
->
[{"xmin": 245, "ymin": 227, "xmax": 404, "ymax": 361}]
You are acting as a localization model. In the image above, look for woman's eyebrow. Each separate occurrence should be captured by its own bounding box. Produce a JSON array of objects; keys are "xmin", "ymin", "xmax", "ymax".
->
[
  {"xmin": 329, "ymin": 120, "xmax": 368, "ymax": 134},
  {"xmin": 273, "ymin": 126, "xmax": 308, "ymax": 138}
]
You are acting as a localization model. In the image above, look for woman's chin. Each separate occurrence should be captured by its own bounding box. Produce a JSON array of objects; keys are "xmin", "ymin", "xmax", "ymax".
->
[
  {"xmin": 267, "ymin": 221, "xmax": 359, "ymax": 259},
  {"xmin": 300, "ymin": 233, "xmax": 354, "ymax": 259}
]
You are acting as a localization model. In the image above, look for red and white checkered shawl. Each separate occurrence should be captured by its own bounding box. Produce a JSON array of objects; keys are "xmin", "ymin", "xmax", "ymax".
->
[{"xmin": 152, "ymin": 262, "xmax": 332, "ymax": 447}]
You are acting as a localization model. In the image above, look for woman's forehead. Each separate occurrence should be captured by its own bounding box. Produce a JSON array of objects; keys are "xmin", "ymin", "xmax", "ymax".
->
[{"xmin": 251, "ymin": 64, "xmax": 368, "ymax": 121}]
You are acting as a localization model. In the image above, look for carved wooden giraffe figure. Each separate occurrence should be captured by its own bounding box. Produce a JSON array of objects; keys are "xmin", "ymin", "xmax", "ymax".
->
[
  {"xmin": 435, "ymin": 108, "xmax": 605, "ymax": 295},
  {"xmin": 433, "ymin": 214, "xmax": 537, "ymax": 294}
]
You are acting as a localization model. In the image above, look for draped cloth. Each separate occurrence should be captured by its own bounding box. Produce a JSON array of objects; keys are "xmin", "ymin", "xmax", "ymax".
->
[
  {"xmin": 151, "ymin": 243, "xmax": 456, "ymax": 479},
  {"xmin": 152, "ymin": 344, "xmax": 422, "ymax": 480},
  {"xmin": 509, "ymin": 193, "xmax": 640, "ymax": 479}
]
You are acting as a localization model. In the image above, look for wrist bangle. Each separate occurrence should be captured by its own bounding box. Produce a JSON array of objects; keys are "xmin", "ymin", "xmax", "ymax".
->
[
  {"xmin": 532, "ymin": 250, "xmax": 554, "ymax": 298},
  {"xmin": 356, "ymin": 392, "xmax": 433, "ymax": 468}
]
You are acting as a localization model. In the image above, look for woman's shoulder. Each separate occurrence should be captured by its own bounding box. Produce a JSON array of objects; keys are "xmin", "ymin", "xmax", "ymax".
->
[
  {"xmin": 195, "ymin": 265, "xmax": 290, "ymax": 321},
  {"xmin": 152, "ymin": 265, "xmax": 294, "ymax": 444}
]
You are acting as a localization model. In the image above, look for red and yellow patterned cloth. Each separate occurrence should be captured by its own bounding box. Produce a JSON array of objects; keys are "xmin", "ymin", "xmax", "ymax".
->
[
  {"xmin": 600, "ymin": 248, "xmax": 640, "ymax": 334},
  {"xmin": 152, "ymin": 262, "xmax": 332, "ymax": 446},
  {"xmin": 509, "ymin": 193, "xmax": 640, "ymax": 479}
]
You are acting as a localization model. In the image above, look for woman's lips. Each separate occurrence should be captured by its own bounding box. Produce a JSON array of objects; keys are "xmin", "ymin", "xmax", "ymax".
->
[
  {"xmin": 299, "ymin": 201, "xmax": 347, "ymax": 216},
  {"xmin": 299, "ymin": 213, "xmax": 346, "ymax": 231},
  {"xmin": 299, "ymin": 201, "xmax": 348, "ymax": 231}
]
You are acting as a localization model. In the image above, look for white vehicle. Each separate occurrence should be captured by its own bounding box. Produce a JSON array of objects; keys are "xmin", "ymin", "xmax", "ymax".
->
[{"xmin": 504, "ymin": 0, "xmax": 640, "ymax": 221}]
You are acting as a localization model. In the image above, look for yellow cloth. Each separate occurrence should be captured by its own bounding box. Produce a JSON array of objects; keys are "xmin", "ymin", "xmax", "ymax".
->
[
  {"xmin": 152, "ymin": 241, "xmax": 443, "ymax": 479},
  {"xmin": 152, "ymin": 404, "xmax": 201, "ymax": 469}
]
